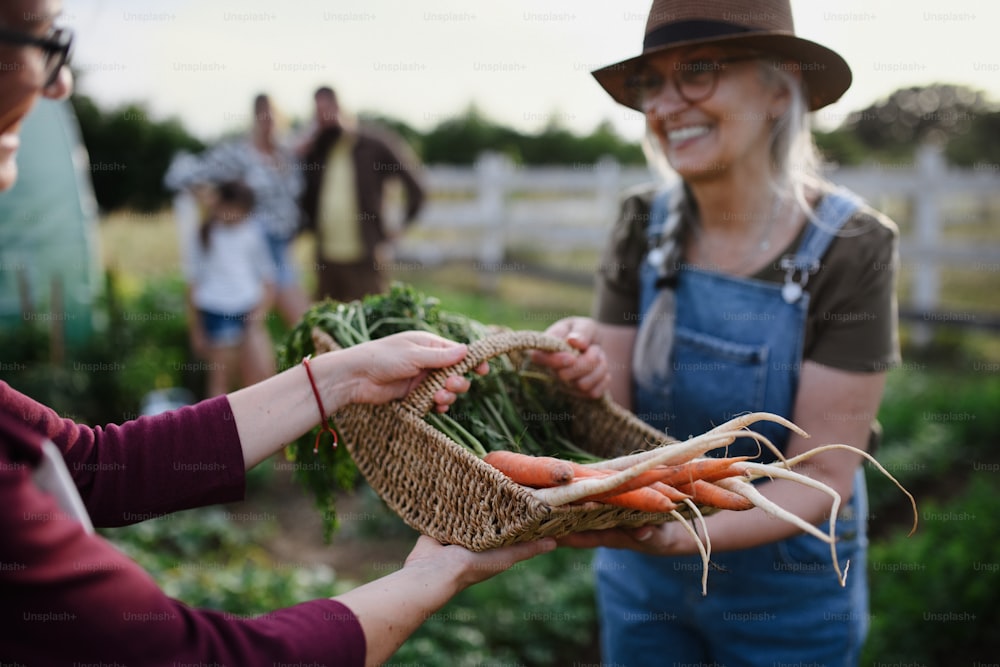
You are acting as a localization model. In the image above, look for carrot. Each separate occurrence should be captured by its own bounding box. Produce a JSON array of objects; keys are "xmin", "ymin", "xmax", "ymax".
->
[
  {"xmin": 532, "ymin": 428, "xmax": 764, "ymax": 506},
  {"xmin": 593, "ymin": 485, "xmax": 678, "ymax": 513},
  {"xmin": 774, "ymin": 443, "xmax": 918, "ymax": 537},
  {"xmin": 715, "ymin": 476, "xmax": 845, "ymax": 587},
  {"xmin": 650, "ymin": 481, "xmax": 690, "ymax": 503},
  {"xmin": 655, "ymin": 456, "xmax": 751, "ymax": 487},
  {"xmin": 581, "ymin": 433, "xmax": 740, "ymax": 471},
  {"xmin": 482, "ymin": 450, "xmax": 574, "ymax": 488},
  {"xmin": 714, "ymin": 476, "xmax": 837, "ymax": 542},
  {"xmin": 677, "ymin": 479, "xmax": 754, "ymax": 511},
  {"xmin": 678, "ymin": 500, "xmax": 712, "ymax": 595},
  {"xmin": 565, "ymin": 461, "xmax": 613, "ymax": 479},
  {"xmin": 581, "ymin": 468, "xmax": 686, "ymax": 498},
  {"xmin": 582, "ymin": 412, "xmax": 802, "ymax": 472}
]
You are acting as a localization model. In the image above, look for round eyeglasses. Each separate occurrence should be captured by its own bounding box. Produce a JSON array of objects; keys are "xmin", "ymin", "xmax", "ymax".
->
[
  {"xmin": 625, "ymin": 54, "xmax": 761, "ymax": 109},
  {"xmin": 0, "ymin": 26, "xmax": 74, "ymax": 88}
]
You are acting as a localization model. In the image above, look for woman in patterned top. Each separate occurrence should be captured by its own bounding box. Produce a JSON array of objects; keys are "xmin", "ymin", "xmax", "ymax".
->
[{"xmin": 166, "ymin": 93, "xmax": 310, "ymax": 327}]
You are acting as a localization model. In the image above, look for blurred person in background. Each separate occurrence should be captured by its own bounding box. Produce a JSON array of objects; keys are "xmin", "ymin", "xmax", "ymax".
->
[
  {"xmin": 165, "ymin": 92, "xmax": 311, "ymax": 327},
  {"xmin": 534, "ymin": 0, "xmax": 900, "ymax": 665},
  {"xmin": 299, "ymin": 85, "xmax": 426, "ymax": 302},
  {"xmin": 0, "ymin": 2, "xmax": 554, "ymax": 665},
  {"xmin": 184, "ymin": 179, "xmax": 277, "ymax": 397}
]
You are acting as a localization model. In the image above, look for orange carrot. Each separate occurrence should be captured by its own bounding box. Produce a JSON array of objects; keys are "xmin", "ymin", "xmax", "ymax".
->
[
  {"xmin": 650, "ymin": 481, "xmax": 691, "ymax": 503},
  {"xmin": 483, "ymin": 451, "xmax": 574, "ymax": 488},
  {"xmin": 650, "ymin": 456, "xmax": 751, "ymax": 488},
  {"xmin": 593, "ymin": 485, "xmax": 678, "ymax": 513},
  {"xmin": 569, "ymin": 458, "xmax": 745, "ymax": 501},
  {"xmin": 566, "ymin": 461, "xmax": 694, "ymax": 499},
  {"xmin": 533, "ymin": 427, "xmax": 772, "ymax": 507},
  {"xmin": 678, "ymin": 479, "xmax": 754, "ymax": 511},
  {"xmin": 565, "ymin": 461, "xmax": 612, "ymax": 480},
  {"xmin": 578, "ymin": 466, "xmax": 660, "ymax": 492}
]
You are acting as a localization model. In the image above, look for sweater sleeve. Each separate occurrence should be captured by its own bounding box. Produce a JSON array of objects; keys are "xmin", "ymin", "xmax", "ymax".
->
[
  {"xmin": 0, "ymin": 394, "xmax": 367, "ymax": 666},
  {"xmin": 0, "ymin": 432, "xmax": 365, "ymax": 665},
  {"xmin": 1, "ymin": 382, "xmax": 245, "ymax": 526},
  {"xmin": 801, "ymin": 208, "xmax": 902, "ymax": 373}
]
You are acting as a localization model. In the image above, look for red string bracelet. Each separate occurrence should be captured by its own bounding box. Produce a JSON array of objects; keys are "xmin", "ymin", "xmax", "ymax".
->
[{"xmin": 302, "ymin": 355, "xmax": 338, "ymax": 454}]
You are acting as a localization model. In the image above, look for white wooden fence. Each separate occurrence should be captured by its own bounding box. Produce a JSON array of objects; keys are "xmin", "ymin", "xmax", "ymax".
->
[{"xmin": 395, "ymin": 144, "xmax": 1000, "ymax": 329}]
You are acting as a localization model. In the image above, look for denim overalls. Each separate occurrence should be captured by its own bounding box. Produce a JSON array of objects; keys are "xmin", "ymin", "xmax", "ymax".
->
[{"xmin": 594, "ymin": 189, "xmax": 870, "ymax": 667}]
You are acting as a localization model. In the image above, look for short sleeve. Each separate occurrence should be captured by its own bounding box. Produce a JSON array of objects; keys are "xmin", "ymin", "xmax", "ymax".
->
[
  {"xmin": 803, "ymin": 208, "xmax": 901, "ymax": 372},
  {"xmin": 592, "ymin": 188, "xmax": 655, "ymax": 325}
]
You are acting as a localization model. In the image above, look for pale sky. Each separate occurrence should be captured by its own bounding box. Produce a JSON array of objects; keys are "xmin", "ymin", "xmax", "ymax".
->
[{"xmin": 62, "ymin": 0, "xmax": 1000, "ymax": 144}]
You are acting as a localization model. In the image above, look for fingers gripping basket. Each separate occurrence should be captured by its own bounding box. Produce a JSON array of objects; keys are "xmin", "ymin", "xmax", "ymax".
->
[{"xmin": 334, "ymin": 330, "xmax": 698, "ymax": 551}]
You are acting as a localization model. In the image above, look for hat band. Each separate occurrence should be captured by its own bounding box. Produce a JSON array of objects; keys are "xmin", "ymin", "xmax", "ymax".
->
[{"xmin": 643, "ymin": 20, "xmax": 752, "ymax": 51}]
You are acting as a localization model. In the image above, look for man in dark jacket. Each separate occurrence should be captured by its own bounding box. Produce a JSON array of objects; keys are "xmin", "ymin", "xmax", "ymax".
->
[{"xmin": 300, "ymin": 86, "xmax": 426, "ymax": 301}]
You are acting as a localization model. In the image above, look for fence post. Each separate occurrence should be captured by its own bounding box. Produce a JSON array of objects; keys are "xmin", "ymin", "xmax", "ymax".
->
[
  {"xmin": 910, "ymin": 143, "xmax": 943, "ymax": 347},
  {"xmin": 475, "ymin": 152, "xmax": 510, "ymax": 292}
]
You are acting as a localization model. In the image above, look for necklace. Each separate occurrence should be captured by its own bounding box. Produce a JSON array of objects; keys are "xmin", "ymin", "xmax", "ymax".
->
[{"xmin": 687, "ymin": 195, "xmax": 787, "ymax": 275}]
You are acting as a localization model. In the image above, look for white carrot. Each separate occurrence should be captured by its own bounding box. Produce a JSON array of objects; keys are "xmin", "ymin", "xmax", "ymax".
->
[
  {"xmin": 584, "ymin": 411, "xmax": 798, "ymax": 472},
  {"xmin": 707, "ymin": 411, "xmax": 808, "ymax": 439},
  {"xmin": 715, "ymin": 476, "xmax": 846, "ymax": 587},
  {"xmin": 681, "ymin": 499, "xmax": 712, "ymax": 596},
  {"xmin": 774, "ymin": 443, "xmax": 918, "ymax": 536},
  {"xmin": 713, "ymin": 476, "xmax": 836, "ymax": 545}
]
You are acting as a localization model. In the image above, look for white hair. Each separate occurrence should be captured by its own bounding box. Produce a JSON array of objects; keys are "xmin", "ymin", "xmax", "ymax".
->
[{"xmin": 761, "ymin": 61, "xmax": 823, "ymax": 223}]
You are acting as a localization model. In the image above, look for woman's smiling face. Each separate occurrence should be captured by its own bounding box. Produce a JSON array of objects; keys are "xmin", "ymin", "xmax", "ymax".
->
[
  {"xmin": 0, "ymin": 0, "xmax": 73, "ymax": 192},
  {"xmin": 638, "ymin": 47, "xmax": 790, "ymax": 183}
]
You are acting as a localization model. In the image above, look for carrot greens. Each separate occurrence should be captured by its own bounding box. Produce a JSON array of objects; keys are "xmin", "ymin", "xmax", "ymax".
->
[{"xmin": 277, "ymin": 283, "xmax": 577, "ymax": 538}]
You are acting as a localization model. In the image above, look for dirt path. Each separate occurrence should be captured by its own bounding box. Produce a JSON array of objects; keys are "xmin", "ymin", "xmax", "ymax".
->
[{"xmin": 233, "ymin": 459, "xmax": 417, "ymax": 583}]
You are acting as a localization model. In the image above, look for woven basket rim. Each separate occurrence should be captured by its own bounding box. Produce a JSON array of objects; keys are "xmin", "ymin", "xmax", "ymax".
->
[{"xmin": 320, "ymin": 326, "xmax": 712, "ymax": 548}]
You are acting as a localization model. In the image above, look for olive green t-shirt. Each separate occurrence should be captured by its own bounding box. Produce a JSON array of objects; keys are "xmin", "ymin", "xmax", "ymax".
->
[{"xmin": 592, "ymin": 184, "xmax": 902, "ymax": 373}]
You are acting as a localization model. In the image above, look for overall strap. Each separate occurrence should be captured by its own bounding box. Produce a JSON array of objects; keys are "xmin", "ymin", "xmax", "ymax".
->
[{"xmin": 779, "ymin": 187, "xmax": 864, "ymax": 303}]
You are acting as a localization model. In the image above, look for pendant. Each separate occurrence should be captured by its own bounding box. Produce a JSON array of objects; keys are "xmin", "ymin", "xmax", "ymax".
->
[
  {"xmin": 647, "ymin": 247, "xmax": 666, "ymax": 268},
  {"xmin": 781, "ymin": 281, "xmax": 803, "ymax": 304}
]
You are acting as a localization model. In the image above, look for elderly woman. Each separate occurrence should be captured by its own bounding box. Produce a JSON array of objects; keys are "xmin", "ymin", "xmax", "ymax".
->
[
  {"xmin": 536, "ymin": 1, "xmax": 900, "ymax": 665},
  {"xmin": 0, "ymin": 2, "xmax": 553, "ymax": 665}
]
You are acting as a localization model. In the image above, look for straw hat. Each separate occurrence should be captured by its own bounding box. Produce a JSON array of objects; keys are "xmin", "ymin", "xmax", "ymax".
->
[{"xmin": 592, "ymin": 0, "xmax": 851, "ymax": 111}]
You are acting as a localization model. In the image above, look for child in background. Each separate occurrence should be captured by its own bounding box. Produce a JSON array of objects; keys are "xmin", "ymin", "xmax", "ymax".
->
[{"xmin": 184, "ymin": 180, "xmax": 278, "ymax": 397}]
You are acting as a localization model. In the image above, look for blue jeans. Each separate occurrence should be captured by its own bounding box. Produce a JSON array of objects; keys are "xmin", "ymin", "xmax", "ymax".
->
[{"xmin": 198, "ymin": 310, "xmax": 250, "ymax": 346}]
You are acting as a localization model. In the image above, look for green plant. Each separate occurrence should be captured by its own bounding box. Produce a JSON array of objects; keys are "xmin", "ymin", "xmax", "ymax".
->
[
  {"xmin": 862, "ymin": 473, "xmax": 1000, "ymax": 662},
  {"xmin": 276, "ymin": 283, "xmax": 587, "ymax": 539},
  {"xmin": 391, "ymin": 548, "xmax": 599, "ymax": 666},
  {"xmin": 102, "ymin": 507, "xmax": 348, "ymax": 613},
  {"xmin": 0, "ymin": 270, "xmax": 212, "ymax": 424},
  {"xmin": 867, "ymin": 366, "xmax": 1000, "ymax": 517}
]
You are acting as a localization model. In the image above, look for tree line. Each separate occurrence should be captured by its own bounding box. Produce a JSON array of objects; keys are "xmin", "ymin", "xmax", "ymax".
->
[{"xmin": 70, "ymin": 83, "xmax": 1000, "ymax": 215}]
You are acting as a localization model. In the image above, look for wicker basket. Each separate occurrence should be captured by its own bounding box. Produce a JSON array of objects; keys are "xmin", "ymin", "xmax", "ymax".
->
[{"xmin": 332, "ymin": 330, "xmax": 710, "ymax": 551}]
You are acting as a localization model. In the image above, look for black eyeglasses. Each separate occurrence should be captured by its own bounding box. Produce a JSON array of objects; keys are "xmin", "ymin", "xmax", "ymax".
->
[
  {"xmin": 625, "ymin": 54, "xmax": 762, "ymax": 108},
  {"xmin": 0, "ymin": 26, "xmax": 73, "ymax": 87}
]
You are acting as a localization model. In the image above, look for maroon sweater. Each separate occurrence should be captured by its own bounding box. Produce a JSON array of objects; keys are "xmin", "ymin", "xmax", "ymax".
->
[{"xmin": 0, "ymin": 382, "xmax": 365, "ymax": 666}]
